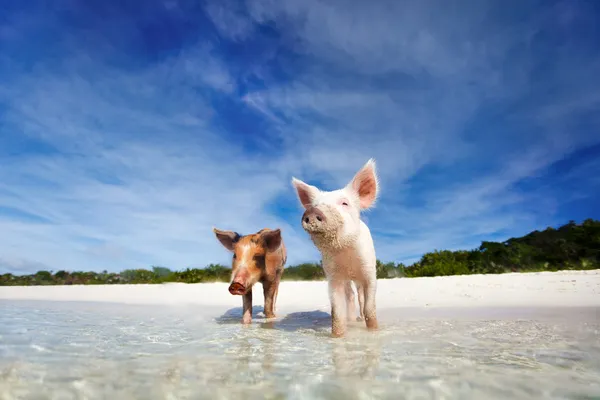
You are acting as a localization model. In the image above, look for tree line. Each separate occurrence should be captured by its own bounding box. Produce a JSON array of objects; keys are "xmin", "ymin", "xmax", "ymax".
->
[{"xmin": 1, "ymin": 219, "xmax": 598, "ymax": 286}]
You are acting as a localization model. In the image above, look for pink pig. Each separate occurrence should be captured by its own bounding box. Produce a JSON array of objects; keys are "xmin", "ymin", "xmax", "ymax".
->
[{"xmin": 291, "ymin": 159, "xmax": 380, "ymax": 338}]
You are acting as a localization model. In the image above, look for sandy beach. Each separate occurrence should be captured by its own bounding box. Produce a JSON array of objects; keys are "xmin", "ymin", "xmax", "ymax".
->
[{"xmin": 1, "ymin": 270, "xmax": 599, "ymax": 313}]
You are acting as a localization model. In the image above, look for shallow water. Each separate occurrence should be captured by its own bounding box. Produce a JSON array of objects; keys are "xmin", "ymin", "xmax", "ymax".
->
[{"xmin": 1, "ymin": 301, "xmax": 599, "ymax": 400}]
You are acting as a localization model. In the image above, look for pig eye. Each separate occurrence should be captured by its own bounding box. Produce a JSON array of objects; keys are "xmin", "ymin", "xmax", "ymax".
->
[
  {"xmin": 342, "ymin": 201, "xmax": 349, "ymax": 206},
  {"xmin": 232, "ymin": 253, "xmax": 237, "ymax": 259}
]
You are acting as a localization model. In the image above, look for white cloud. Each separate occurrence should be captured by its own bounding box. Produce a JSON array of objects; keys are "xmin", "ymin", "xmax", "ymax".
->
[
  {"xmin": 0, "ymin": 256, "xmax": 53, "ymax": 275},
  {"xmin": 0, "ymin": 43, "xmax": 321, "ymax": 274},
  {"xmin": 204, "ymin": 0, "xmax": 256, "ymax": 42},
  {"xmin": 0, "ymin": 135, "xmax": 321, "ymax": 273},
  {"xmin": 215, "ymin": 0, "xmax": 600, "ymax": 263},
  {"xmin": 244, "ymin": 0, "xmax": 511, "ymax": 78},
  {"xmin": 1, "ymin": 0, "xmax": 599, "ymax": 275}
]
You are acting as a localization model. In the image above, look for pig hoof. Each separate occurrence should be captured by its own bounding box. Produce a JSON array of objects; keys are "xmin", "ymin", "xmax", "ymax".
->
[
  {"xmin": 331, "ymin": 331, "xmax": 345, "ymax": 338},
  {"xmin": 265, "ymin": 314, "xmax": 276, "ymax": 320},
  {"xmin": 356, "ymin": 316, "xmax": 364, "ymax": 322},
  {"xmin": 242, "ymin": 317, "xmax": 252, "ymax": 325},
  {"xmin": 365, "ymin": 317, "xmax": 378, "ymax": 331}
]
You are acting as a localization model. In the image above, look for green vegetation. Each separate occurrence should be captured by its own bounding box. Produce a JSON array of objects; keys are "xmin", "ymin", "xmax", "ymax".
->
[
  {"xmin": 404, "ymin": 219, "xmax": 600, "ymax": 277},
  {"xmin": 1, "ymin": 219, "xmax": 599, "ymax": 286}
]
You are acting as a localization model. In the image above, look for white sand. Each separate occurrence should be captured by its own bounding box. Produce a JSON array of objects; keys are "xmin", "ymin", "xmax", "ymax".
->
[{"xmin": 1, "ymin": 270, "xmax": 599, "ymax": 312}]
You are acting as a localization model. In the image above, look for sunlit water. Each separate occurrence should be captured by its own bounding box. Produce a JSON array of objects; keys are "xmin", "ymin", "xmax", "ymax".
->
[{"xmin": 1, "ymin": 300, "xmax": 599, "ymax": 399}]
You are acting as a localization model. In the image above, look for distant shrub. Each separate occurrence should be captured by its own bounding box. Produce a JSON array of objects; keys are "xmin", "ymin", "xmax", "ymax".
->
[
  {"xmin": 283, "ymin": 263, "xmax": 325, "ymax": 280},
  {"xmin": 152, "ymin": 266, "xmax": 173, "ymax": 278}
]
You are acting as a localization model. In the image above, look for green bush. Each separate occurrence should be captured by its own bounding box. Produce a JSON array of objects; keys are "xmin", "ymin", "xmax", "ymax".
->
[{"xmin": 283, "ymin": 263, "xmax": 325, "ymax": 280}]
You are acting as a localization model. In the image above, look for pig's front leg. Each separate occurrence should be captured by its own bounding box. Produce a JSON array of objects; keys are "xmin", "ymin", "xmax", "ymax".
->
[
  {"xmin": 262, "ymin": 279, "xmax": 279, "ymax": 319},
  {"xmin": 363, "ymin": 277, "xmax": 378, "ymax": 330},
  {"xmin": 329, "ymin": 278, "xmax": 348, "ymax": 338},
  {"xmin": 242, "ymin": 290, "xmax": 253, "ymax": 325}
]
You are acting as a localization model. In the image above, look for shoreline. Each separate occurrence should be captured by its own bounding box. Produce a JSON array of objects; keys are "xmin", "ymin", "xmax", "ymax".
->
[{"xmin": 1, "ymin": 269, "xmax": 599, "ymax": 311}]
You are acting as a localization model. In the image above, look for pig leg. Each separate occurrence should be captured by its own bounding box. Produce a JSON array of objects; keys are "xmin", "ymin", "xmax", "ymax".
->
[
  {"xmin": 345, "ymin": 281, "xmax": 357, "ymax": 322},
  {"xmin": 263, "ymin": 279, "xmax": 278, "ymax": 319},
  {"xmin": 355, "ymin": 282, "xmax": 365, "ymax": 322},
  {"xmin": 242, "ymin": 290, "xmax": 253, "ymax": 325},
  {"xmin": 273, "ymin": 281, "xmax": 279, "ymax": 312},
  {"xmin": 273, "ymin": 269, "xmax": 281, "ymax": 312},
  {"xmin": 329, "ymin": 278, "xmax": 348, "ymax": 338},
  {"xmin": 363, "ymin": 277, "xmax": 378, "ymax": 331}
]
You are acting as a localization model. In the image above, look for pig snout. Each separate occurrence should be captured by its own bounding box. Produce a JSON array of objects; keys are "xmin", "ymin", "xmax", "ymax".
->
[
  {"xmin": 229, "ymin": 269, "xmax": 250, "ymax": 295},
  {"xmin": 302, "ymin": 206, "xmax": 327, "ymax": 226},
  {"xmin": 228, "ymin": 282, "xmax": 246, "ymax": 295}
]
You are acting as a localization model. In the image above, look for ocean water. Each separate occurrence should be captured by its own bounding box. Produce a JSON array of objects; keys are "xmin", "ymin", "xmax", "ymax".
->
[{"xmin": 0, "ymin": 300, "xmax": 599, "ymax": 400}]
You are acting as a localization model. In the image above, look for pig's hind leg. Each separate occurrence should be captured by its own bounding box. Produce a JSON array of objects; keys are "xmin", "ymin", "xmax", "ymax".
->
[
  {"xmin": 363, "ymin": 277, "xmax": 378, "ymax": 331},
  {"xmin": 344, "ymin": 281, "xmax": 356, "ymax": 322},
  {"xmin": 273, "ymin": 282, "xmax": 279, "ymax": 313},
  {"xmin": 263, "ymin": 279, "xmax": 279, "ymax": 319},
  {"xmin": 273, "ymin": 269, "xmax": 282, "ymax": 312},
  {"xmin": 354, "ymin": 282, "xmax": 365, "ymax": 322}
]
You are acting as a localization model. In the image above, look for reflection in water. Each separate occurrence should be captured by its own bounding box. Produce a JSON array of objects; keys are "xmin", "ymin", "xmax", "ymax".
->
[
  {"xmin": 1, "ymin": 301, "xmax": 599, "ymax": 399},
  {"xmin": 224, "ymin": 331, "xmax": 277, "ymax": 373},
  {"xmin": 331, "ymin": 335, "xmax": 381, "ymax": 379}
]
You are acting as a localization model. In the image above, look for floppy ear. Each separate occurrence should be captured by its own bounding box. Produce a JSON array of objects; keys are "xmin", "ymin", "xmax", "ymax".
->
[
  {"xmin": 212, "ymin": 227, "xmax": 240, "ymax": 251},
  {"xmin": 347, "ymin": 158, "xmax": 379, "ymax": 209},
  {"xmin": 261, "ymin": 228, "xmax": 282, "ymax": 253},
  {"xmin": 291, "ymin": 177, "xmax": 320, "ymax": 209}
]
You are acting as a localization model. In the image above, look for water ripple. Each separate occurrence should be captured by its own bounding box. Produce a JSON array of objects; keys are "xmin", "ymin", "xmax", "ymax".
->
[{"xmin": 0, "ymin": 301, "xmax": 599, "ymax": 399}]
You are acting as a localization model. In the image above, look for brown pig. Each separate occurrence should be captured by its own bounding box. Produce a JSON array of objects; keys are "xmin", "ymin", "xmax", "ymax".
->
[{"xmin": 212, "ymin": 227, "xmax": 286, "ymax": 324}]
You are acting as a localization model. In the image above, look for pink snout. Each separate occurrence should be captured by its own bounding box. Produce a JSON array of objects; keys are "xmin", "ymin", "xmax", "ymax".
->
[
  {"xmin": 302, "ymin": 206, "xmax": 327, "ymax": 225},
  {"xmin": 229, "ymin": 269, "xmax": 250, "ymax": 296}
]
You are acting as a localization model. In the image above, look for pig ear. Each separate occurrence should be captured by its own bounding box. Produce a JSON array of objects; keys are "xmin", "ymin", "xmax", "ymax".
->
[
  {"xmin": 347, "ymin": 158, "xmax": 379, "ymax": 209},
  {"xmin": 212, "ymin": 227, "xmax": 240, "ymax": 251},
  {"xmin": 291, "ymin": 177, "xmax": 319, "ymax": 209},
  {"xmin": 261, "ymin": 228, "xmax": 282, "ymax": 252}
]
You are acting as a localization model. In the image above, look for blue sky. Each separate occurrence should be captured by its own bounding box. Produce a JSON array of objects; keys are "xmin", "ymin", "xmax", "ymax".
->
[{"xmin": 1, "ymin": 0, "xmax": 599, "ymax": 274}]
